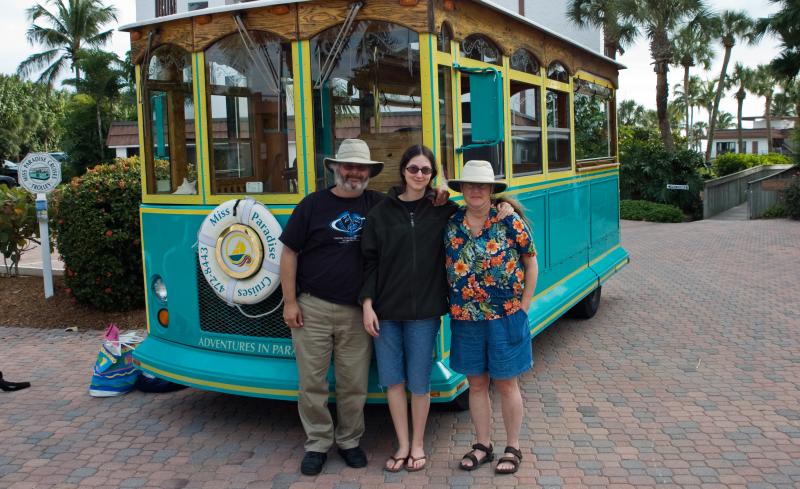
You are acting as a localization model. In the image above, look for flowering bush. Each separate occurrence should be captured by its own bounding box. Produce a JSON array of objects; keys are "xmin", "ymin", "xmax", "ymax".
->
[
  {"xmin": 54, "ymin": 157, "xmax": 143, "ymax": 310},
  {"xmin": 0, "ymin": 185, "xmax": 38, "ymax": 275}
]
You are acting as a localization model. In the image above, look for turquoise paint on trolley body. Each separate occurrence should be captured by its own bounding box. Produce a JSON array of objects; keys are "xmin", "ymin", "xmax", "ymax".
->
[{"xmin": 137, "ymin": 171, "xmax": 627, "ymax": 402}]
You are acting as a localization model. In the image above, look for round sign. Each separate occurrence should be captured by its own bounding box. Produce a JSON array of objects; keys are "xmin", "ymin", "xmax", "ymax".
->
[
  {"xmin": 19, "ymin": 153, "xmax": 61, "ymax": 194},
  {"xmin": 214, "ymin": 224, "xmax": 265, "ymax": 279}
]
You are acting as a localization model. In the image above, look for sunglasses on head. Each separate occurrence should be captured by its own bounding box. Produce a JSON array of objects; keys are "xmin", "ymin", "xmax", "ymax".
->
[{"xmin": 405, "ymin": 165, "xmax": 433, "ymax": 175}]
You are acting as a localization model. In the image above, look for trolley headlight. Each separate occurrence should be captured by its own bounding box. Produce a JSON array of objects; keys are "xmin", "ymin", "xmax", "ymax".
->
[{"xmin": 152, "ymin": 275, "xmax": 168, "ymax": 304}]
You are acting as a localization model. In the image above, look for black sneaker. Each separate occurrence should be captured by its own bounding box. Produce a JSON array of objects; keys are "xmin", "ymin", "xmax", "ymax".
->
[
  {"xmin": 300, "ymin": 451, "xmax": 327, "ymax": 475},
  {"xmin": 338, "ymin": 446, "xmax": 367, "ymax": 468}
]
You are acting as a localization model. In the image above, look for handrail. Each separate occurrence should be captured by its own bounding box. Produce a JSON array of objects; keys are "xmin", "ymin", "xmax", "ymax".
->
[{"xmin": 704, "ymin": 164, "xmax": 792, "ymax": 188}]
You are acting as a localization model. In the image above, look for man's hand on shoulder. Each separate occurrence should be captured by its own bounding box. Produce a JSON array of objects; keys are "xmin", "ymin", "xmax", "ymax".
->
[{"xmin": 432, "ymin": 185, "xmax": 450, "ymax": 206}]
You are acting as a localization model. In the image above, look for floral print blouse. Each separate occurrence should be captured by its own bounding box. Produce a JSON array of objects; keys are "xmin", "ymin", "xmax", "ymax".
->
[{"xmin": 444, "ymin": 207, "xmax": 537, "ymax": 321}]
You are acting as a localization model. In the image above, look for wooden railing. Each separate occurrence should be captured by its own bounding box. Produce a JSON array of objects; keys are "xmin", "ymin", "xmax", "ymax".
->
[
  {"xmin": 703, "ymin": 165, "xmax": 793, "ymax": 219},
  {"xmin": 748, "ymin": 167, "xmax": 799, "ymax": 219},
  {"xmin": 155, "ymin": 0, "xmax": 176, "ymax": 17}
]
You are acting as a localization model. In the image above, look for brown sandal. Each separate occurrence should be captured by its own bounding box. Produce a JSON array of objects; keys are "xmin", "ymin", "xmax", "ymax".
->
[
  {"xmin": 384, "ymin": 454, "xmax": 406, "ymax": 472},
  {"xmin": 495, "ymin": 446, "xmax": 523, "ymax": 474},
  {"xmin": 406, "ymin": 454, "xmax": 427, "ymax": 472},
  {"xmin": 459, "ymin": 443, "xmax": 494, "ymax": 471}
]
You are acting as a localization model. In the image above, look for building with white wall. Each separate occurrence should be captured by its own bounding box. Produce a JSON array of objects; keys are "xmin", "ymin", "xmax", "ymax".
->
[{"xmin": 704, "ymin": 117, "xmax": 796, "ymax": 159}]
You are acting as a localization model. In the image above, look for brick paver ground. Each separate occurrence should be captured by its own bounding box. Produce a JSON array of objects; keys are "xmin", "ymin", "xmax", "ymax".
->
[{"xmin": 2, "ymin": 218, "xmax": 799, "ymax": 489}]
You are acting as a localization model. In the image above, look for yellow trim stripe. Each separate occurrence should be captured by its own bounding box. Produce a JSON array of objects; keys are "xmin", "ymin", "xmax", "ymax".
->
[
  {"xmin": 141, "ymin": 206, "xmax": 294, "ymax": 216},
  {"xmin": 137, "ymin": 361, "xmax": 463, "ymax": 400},
  {"xmin": 589, "ymin": 245, "xmax": 620, "ymax": 267},
  {"xmin": 139, "ymin": 207, "xmax": 151, "ymax": 334}
]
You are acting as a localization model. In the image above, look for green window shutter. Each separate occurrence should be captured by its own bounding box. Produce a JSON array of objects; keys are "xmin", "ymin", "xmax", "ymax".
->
[{"xmin": 454, "ymin": 64, "xmax": 504, "ymax": 153}]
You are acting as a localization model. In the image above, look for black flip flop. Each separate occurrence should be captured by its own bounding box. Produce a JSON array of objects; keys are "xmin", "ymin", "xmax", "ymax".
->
[{"xmin": 0, "ymin": 371, "xmax": 31, "ymax": 392}]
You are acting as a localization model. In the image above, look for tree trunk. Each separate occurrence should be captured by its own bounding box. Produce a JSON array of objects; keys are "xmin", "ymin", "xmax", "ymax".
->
[
  {"xmin": 764, "ymin": 96, "xmax": 772, "ymax": 153},
  {"xmin": 96, "ymin": 103, "xmax": 104, "ymax": 156},
  {"xmin": 683, "ymin": 65, "xmax": 690, "ymax": 148},
  {"xmin": 705, "ymin": 45, "xmax": 733, "ymax": 162},
  {"xmin": 604, "ymin": 37, "xmax": 618, "ymax": 59},
  {"xmin": 651, "ymin": 32, "xmax": 674, "ymax": 152},
  {"xmin": 736, "ymin": 93, "xmax": 744, "ymax": 154}
]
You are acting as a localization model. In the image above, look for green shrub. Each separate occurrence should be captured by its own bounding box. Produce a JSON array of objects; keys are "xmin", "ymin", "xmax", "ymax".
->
[
  {"xmin": 713, "ymin": 152, "xmax": 793, "ymax": 177},
  {"xmin": 619, "ymin": 128, "xmax": 704, "ymax": 219},
  {"xmin": 54, "ymin": 157, "xmax": 143, "ymax": 310},
  {"xmin": 784, "ymin": 176, "xmax": 800, "ymax": 220},
  {"xmin": 760, "ymin": 203, "xmax": 788, "ymax": 219},
  {"xmin": 620, "ymin": 200, "xmax": 685, "ymax": 223},
  {"xmin": 759, "ymin": 152, "xmax": 792, "ymax": 165},
  {"xmin": 0, "ymin": 185, "xmax": 38, "ymax": 275},
  {"xmin": 713, "ymin": 153, "xmax": 756, "ymax": 176}
]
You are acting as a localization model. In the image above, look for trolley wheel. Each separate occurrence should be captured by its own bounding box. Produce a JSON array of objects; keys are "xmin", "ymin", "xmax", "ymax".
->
[
  {"xmin": 570, "ymin": 286, "xmax": 602, "ymax": 319},
  {"xmin": 449, "ymin": 390, "xmax": 470, "ymax": 411}
]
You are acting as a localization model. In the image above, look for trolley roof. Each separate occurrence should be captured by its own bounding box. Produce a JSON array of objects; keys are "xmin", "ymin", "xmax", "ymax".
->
[{"xmin": 120, "ymin": 0, "xmax": 625, "ymax": 69}]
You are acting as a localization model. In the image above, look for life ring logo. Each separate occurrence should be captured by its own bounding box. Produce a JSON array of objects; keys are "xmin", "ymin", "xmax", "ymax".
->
[{"xmin": 214, "ymin": 224, "xmax": 264, "ymax": 279}]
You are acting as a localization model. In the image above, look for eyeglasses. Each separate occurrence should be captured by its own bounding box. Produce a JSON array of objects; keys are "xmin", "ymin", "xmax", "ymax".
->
[{"xmin": 405, "ymin": 165, "xmax": 433, "ymax": 175}]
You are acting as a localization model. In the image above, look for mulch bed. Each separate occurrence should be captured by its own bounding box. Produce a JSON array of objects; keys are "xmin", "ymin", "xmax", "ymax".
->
[{"xmin": 0, "ymin": 275, "xmax": 146, "ymax": 330}]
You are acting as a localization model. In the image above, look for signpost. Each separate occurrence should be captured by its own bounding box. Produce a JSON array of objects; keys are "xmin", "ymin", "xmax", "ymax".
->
[
  {"xmin": 666, "ymin": 184, "xmax": 690, "ymax": 190},
  {"xmin": 18, "ymin": 153, "xmax": 61, "ymax": 299}
]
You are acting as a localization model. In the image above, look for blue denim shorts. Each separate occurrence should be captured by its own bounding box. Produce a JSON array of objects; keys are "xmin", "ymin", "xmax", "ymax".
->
[
  {"xmin": 373, "ymin": 317, "xmax": 441, "ymax": 395},
  {"xmin": 449, "ymin": 309, "xmax": 533, "ymax": 379}
]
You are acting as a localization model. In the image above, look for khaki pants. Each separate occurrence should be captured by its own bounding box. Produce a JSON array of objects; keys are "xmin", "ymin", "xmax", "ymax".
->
[{"xmin": 292, "ymin": 293, "xmax": 372, "ymax": 452}]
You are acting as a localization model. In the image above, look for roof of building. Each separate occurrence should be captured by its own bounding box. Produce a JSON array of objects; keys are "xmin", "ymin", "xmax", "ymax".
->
[{"xmin": 712, "ymin": 128, "xmax": 792, "ymax": 140}]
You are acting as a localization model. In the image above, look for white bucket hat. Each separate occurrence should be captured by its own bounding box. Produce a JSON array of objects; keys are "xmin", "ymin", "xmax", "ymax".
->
[
  {"xmin": 324, "ymin": 139, "xmax": 384, "ymax": 177},
  {"xmin": 447, "ymin": 160, "xmax": 507, "ymax": 193}
]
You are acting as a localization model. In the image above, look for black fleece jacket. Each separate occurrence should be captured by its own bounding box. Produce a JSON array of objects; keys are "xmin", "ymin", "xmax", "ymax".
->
[{"xmin": 360, "ymin": 186, "xmax": 459, "ymax": 320}]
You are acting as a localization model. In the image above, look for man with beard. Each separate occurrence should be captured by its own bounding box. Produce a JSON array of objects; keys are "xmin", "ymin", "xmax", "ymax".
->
[{"xmin": 279, "ymin": 139, "xmax": 386, "ymax": 475}]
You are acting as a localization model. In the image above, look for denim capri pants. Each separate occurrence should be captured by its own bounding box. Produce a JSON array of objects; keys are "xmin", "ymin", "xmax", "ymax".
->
[
  {"xmin": 449, "ymin": 309, "xmax": 533, "ymax": 379},
  {"xmin": 373, "ymin": 317, "xmax": 441, "ymax": 395}
]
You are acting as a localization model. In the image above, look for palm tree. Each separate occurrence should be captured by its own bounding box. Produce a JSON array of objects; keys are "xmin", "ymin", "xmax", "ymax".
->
[
  {"xmin": 672, "ymin": 75, "xmax": 704, "ymax": 142},
  {"xmin": 715, "ymin": 111, "xmax": 734, "ymax": 129},
  {"xmin": 691, "ymin": 121, "xmax": 708, "ymax": 150},
  {"xmin": 618, "ymin": 99, "xmax": 648, "ymax": 126},
  {"xmin": 704, "ymin": 10, "xmax": 754, "ymax": 162},
  {"xmin": 671, "ymin": 23, "xmax": 713, "ymax": 148},
  {"xmin": 63, "ymin": 49, "xmax": 125, "ymax": 155},
  {"xmin": 17, "ymin": 0, "xmax": 118, "ymax": 87},
  {"xmin": 751, "ymin": 64, "xmax": 777, "ymax": 153},
  {"xmin": 729, "ymin": 63, "xmax": 755, "ymax": 153},
  {"xmin": 697, "ymin": 78, "xmax": 718, "ymax": 122},
  {"xmin": 622, "ymin": 0, "xmax": 707, "ymax": 152},
  {"xmin": 567, "ymin": 0, "xmax": 638, "ymax": 59},
  {"xmin": 781, "ymin": 78, "xmax": 800, "ymax": 127},
  {"xmin": 757, "ymin": 0, "xmax": 800, "ymax": 80}
]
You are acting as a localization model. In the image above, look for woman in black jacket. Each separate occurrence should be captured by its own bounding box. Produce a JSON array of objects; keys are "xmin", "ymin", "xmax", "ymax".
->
[{"xmin": 360, "ymin": 145, "xmax": 512, "ymax": 472}]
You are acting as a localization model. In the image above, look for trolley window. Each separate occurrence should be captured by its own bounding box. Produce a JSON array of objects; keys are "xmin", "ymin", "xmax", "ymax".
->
[
  {"xmin": 205, "ymin": 31, "xmax": 296, "ymax": 195},
  {"xmin": 546, "ymin": 89, "xmax": 571, "ymax": 171},
  {"xmin": 460, "ymin": 34, "xmax": 501, "ymax": 65},
  {"xmin": 574, "ymin": 79, "xmax": 612, "ymax": 161},
  {"xmin": 510, "ymin": 80, "xmax": 542, "ymax": 176},
  {"xmin": 143, "ymin": 44, "xmax": 197, "ymax": 194},
  {"xmin": 311, "ymin": 21, "xmax": 423, "ymax": 193},
  {"xmin": 510, "ymin": 48, "xmax": 540, "ymax": 75}
]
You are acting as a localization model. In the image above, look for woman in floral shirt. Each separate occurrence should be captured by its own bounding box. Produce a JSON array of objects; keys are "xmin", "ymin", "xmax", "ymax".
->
[{"xmin": 444, "ymin": 160, "xmax": 538, "ymax": 475}]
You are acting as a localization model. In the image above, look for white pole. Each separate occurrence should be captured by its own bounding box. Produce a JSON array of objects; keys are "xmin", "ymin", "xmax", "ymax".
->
[{"xmin": 36, "ymin": 193, "xmax": 54, "ymax": 298}]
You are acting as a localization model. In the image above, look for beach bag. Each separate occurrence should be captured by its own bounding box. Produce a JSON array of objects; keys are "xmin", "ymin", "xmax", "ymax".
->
[{"xmin": 89, "ymin": 324, "xmax": 144, "ymax": 397}]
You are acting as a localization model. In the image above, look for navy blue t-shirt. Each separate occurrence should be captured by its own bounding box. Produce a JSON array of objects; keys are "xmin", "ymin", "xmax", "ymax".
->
[{"xmin": 279, "ymin": 188, "xmax": 384, "ymax": 305}]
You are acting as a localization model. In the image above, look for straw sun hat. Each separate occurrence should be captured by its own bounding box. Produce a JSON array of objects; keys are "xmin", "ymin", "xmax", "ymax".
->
[
  {"xmin": 447, "ymin": 160, "xmax": 507, "ymax": 193},
  {"xmin": 324, "ymin": 139, "xmax": 384, "ymax": 177}
]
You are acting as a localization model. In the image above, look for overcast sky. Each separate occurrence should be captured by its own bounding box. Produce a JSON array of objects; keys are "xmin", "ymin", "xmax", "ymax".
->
[{"xmin": 0, "ymin": 0, "xmax": 784, "ymax": 123}]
